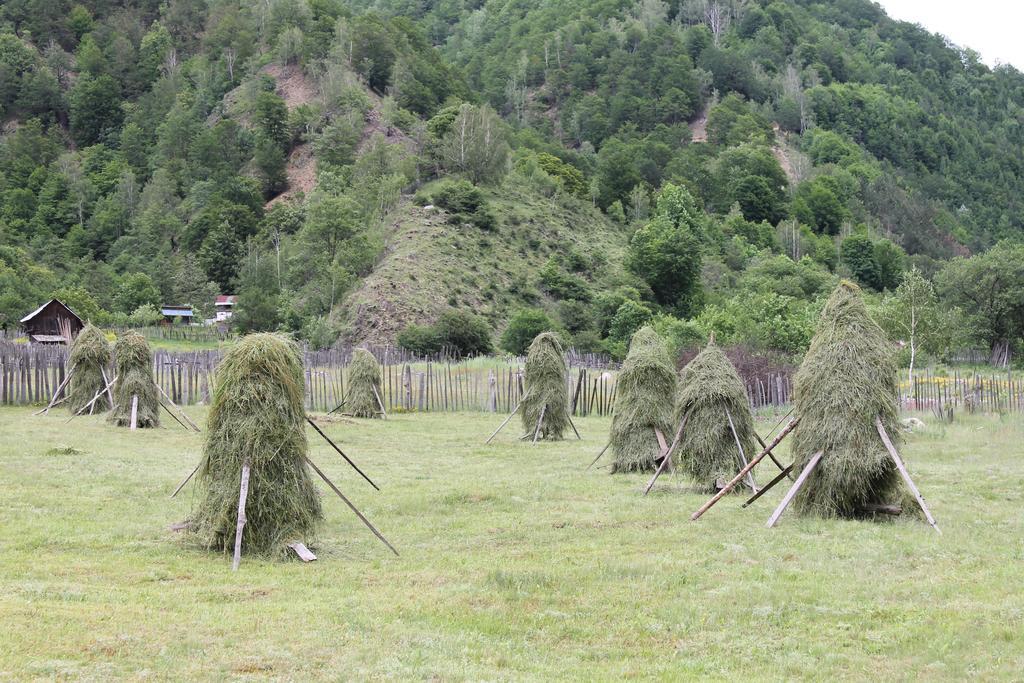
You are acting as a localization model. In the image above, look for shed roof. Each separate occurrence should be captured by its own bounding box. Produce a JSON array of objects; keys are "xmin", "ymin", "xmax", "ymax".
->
[
  {"xmin": 215, "ymin": 295, "xmax": 237, "ymax": 305},
  {"xmin": 161, "ymin": 306, "xmax": 194, "ymax": 316},
  {"xmin": 20, "ymin": 299, "xmax": 83, "ymax": 324}
]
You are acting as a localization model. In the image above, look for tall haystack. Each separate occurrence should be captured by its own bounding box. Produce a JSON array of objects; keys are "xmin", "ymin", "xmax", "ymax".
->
[
  {"xmin": 66, "ymin": 324, "xmax": 112, "ymax": 414},
  {"xmin": 674, "ymin": 341, "xmax": 758, "ymax": 492},
  {"xmin": 521, "ymin": 332, "xmax": 569, "ymax": 441},
  {"xmin": 347, "ymin": 348, "xmax": 383, "ymax": 418},
  {"xmin": 189, "ymin": 333, "xmax": 322, "ymax": 555},
  {"xmin": 610, "ymin": 326, "xmax": 677, "ymax": 472},
  {"xmin": 108, "ymin": 332, "xmax": 160, "ymax": 428},
  {"xmin": 789, "ymin": 281, "xmax": 902, "ymax": 516}
]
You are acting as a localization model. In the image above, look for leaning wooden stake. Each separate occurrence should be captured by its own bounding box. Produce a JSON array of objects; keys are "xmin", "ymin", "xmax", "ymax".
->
[
  {"xmin": 875, "ymin": 416, "xmax": 941, "ymax": 534},
  {"xmin": 37, "ymin": 366, "xmax": 75, "ymax": 415},
  {"xmin": 371, "ymin": 384, "xmax": 388, "ymax": 419},
  {"xmin": 171, "ymin": 460, "xmax": 201, "ymax": 498},
  {"xmin": 66, "ymin": 374, "xmax": 118, "ymax": 421},
  {"xmin": 531, "ymin": 404, "xmax": 547, "ymax": 444},
  {"xmin": 754, "ymin": 431, "xmax": 792, "ymax": 477},
  {"xmin": 766, "ymin": 450, "xmax": 823, "ymax": 528},
  {"xmin": 100, "ymin": 367, "xmax": 116, "ymax": 410},
  {"xmin": 586, "ymin": 441, "xmax": 611, "ymax": 470},
  {"xmin": 305, "ymin": 416, "xmax": 379, "ymax": 490},
  {"xmin": 232, "ymin": 459, "xmax": 251, "ymax": 571},
  {"xmin": 484, "ymin": 391, "xmax": 529, "ymax": 444},
  {"xmin": 726, "ymin": 407, "xmax": 758, "ymax": 492},
  {"xmin": 742, "ymin": 463, "xmax": 794, "ymax": 508},
  {"xmin": 130, "ymin": 394, "xmax": 139, "ymax": 431},
  {"xmin": 643, "ymin": 412, "xmax": 690, "ymax": 495},
  {"xmin": 155, "ymin": 383, "xmax": 201, "ymax": 432},
  {"xmin": 304, "ymin": 455, "xmax": 399, "ymax": 556},
  {"xmin": 691, "ymin": 416, "xmax": 800, "ymax": 520},
  {"xmin": 567, "ymin": 415, "xmax": 582, "ymax": 440}
]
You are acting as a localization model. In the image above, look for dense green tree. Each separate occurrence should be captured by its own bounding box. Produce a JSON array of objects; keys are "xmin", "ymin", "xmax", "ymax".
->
[
  {"xmin": 500, "ymin": 309, "xmax": 558, "ymax": 355},
  {"xmin": 69, "ymin": 74, "xmax": 122, "ymax": 146}
]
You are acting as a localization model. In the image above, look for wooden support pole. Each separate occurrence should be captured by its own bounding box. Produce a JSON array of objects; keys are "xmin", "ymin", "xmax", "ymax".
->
[
  {"xmin": 155, "ymin": 382, "xmax": 201, "ymax": 431},
  {"xmin": 232, "ymin": 460, "xmax": 251, "ymax": 571},
  {"xmin": 586, "ymin": 442, "xmax": 611, "ymax": 471},
  {"xmin": 371, "ymin": 384, "xmax": 388, "ymax": 419},
  {"xmin": 66, "ymin": 374, "xmax": 118, "ymax": 421},
  {"xmin": 532, "ymin": 404, "xmax": 547, "ymax": 444},
  {"xmin": 691, "ymin": 417, "xmax": 800, "ymax": 520},
  {"xmin": 485, "ymin": 392, "xmax": 529, "ymax": 444},
  {"xmin": 654, "ymin": 428, "xmax": 668, "ymax": 454},
  {"xmin": 567, "ymin": 414, "xmax": 582, "ymax": 440},
  {"xmin": 742, "ymin": 463, "xmax": 794, "ymax": 508},
  {"xmin": 875, "ymin": 416, "xmax": 941, "ymax": 534},
  {"xmin": 766, "ymin": 450, "xmax": 823, "ymax": 528},
  {"xmin": 171, "ymin": 460, "xmax": 201, "ymax": 498},
  {"xmin": 304, "ymin": 455, "xmax": 399, "ymax": 556},
  {"xmin": 100, "ymin": 367, "xmax": 115, "ymax": 410},
  {"xmin": 643, "ymin": 412, "xmax": 690, "ymax": 495},
  {"xmin": 305, "ymin": 416, "xmax": 379, "ymax": 490},
  {"xmin": 130, "ymin": 394, "xmax": 139, "ymax": 431},
  {"xmin": 754, "ymin": 431, "xmax": 791, "ymax": 477},
  {"xmin": 37, "ymin": 366, "xmax": 74, "ymax": 415},
  {"xmin": 726, "ymin": 407, "xmax": 758, "ymax": 492}
]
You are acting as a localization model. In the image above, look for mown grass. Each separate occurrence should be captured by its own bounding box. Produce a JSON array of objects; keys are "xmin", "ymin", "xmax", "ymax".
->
[{"xmin": 1, "ymin": 407, "xmax": 1022, "ymax": 680}]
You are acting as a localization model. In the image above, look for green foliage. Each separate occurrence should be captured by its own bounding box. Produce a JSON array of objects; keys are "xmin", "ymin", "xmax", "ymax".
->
[
  {"xmin": 190, "ymin": 333, "xmax": 322, "ymax": 555},
  {"xmin": 610, "ymin": 327, "xmax": 677, "ymax": 473},
  {"xmin": 790, "ymin": 282, "xmax": 903, "ymax": 516},
  {"xmin": 69, "ymin": 75, "xmax": 122, "ymax": 146},
  {"xmin": 841, "ymin": 234, "xmax": 905, "ymax": 292},
  {"xmin": 398, "ymin": 309, "xmax": 493, "ymax": 357},
  {"xmin": 626, "ymin": 184, "xmax": 703, "ymax": 316},
  {"xmin": 500, "ymin": 309, "xmax": 557, "ymax": 356},
  {"xmin": 430, "ymin": 179, "xmax": 496, "ymax": 230},
  {"xmin": 115, "ymin": 272, "xmax": 160, "ymax": 314}
]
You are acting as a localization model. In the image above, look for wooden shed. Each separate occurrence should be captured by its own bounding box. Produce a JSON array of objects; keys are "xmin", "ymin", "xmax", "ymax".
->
[{"xmin": 20, "ymin": 299, "xmax": 84, "ymax": 344}]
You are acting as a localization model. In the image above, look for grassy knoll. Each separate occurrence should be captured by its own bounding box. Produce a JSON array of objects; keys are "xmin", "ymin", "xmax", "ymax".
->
[{"xmin": 0, "ymin": 408, "xmax": 1021, "ymax": 679}]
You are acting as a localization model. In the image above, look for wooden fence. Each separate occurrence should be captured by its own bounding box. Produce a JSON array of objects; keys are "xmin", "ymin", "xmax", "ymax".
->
[{"xmin": 4, "ymin": 339, "xmax": 1023, "ymax": 416}]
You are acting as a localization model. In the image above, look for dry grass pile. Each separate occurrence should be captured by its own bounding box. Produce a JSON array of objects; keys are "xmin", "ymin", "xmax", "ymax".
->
[
  {"xmin": 66, "ymin": 324, "xmax": 111, "ymax": 414},
  {"xmin": 790, "ymin": 281, "xmax": 903, "ymax": 516},
  {"xmin": 189, "ymin": 333, "xmax": 322, "ymax": 556},
  {"xmin": 108, "ymin": 332, "xmax": 159, "ymax": 428},
  {"xmin": 521, "ymin": 332, "xmax": 569, "ymax": 441},
  {"xmin": 347, "ymin": 349, "xmax": 383, "ymax": 418},
  {"xmin": 610, "ymin": 327, "xmax": 677, "ymax": 472},
  {"xmin": 674, "ymin": 341, "xmax": 758, "ymax": 492}
]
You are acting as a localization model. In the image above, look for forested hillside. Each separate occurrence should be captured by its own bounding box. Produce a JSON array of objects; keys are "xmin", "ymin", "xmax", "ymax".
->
[{"xmin": 2, "ymin": 0, "xmax": 1023, "ymax": 362}]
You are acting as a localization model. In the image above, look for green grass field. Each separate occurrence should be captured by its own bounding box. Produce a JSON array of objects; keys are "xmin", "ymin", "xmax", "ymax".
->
[{"xmin": 1, "ymin": 407, "xmax": 1022, "ymax": 680}]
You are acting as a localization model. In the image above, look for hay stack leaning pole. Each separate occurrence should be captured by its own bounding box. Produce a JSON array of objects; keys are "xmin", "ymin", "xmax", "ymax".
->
[
  {"xmin": 784, "ymin": 281, "xmax": 938, "ymax": 528},
  {"xmin": 521, "ymin": 332, "xmax": 571, "ymax": 442},
  {"xmin": 606, "ymin": 326, "xmax": 677, "ymax": 473},
  {"xmin": 183, "ymin": 333, "xmax": 398, "ymax": 568},
  {"xmin": 66, "ymin": 324, "xmax": 112, "ymax": 415},
  {"xmin": 189, "ymin": 333, "xmax": 323, "ymax": 559},
  {"xmin": 673, "ymin": 340, "xmax": 759, "ymax": 493},
  {"xmin": 346, "ymin": 348, "xmax": 386, "ymax": 418},
  {"xmin": 108, "ymin": 332, "xmax": 159, "ymax": 428}
]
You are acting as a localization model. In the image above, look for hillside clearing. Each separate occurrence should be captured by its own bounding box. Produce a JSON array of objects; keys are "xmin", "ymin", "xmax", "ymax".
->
[{"xmin": 1, "ymin": 408, "xmax": 1021, "ymax": 679}]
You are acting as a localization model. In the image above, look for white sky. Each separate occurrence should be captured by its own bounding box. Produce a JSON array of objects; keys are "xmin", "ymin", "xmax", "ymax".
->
[{"xmin": 875, "ymin": 0, "xmax": 1024, "ymax": 70}]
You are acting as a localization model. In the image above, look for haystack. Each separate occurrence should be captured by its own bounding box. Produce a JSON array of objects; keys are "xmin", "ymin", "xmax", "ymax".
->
[
  {"xmin": 189, "ymin": 333, "xmax": 322, "ymax": 556},
  {"xmin": 789, "ymin": 281, "xmax": 902, "ymax": 516},
  {"xmin": 521, "ymin": 332, "xmax": 569, "ymax": 441},
  {"xmin": 66, "ymin": 324, "xmax": 112, "ymax": 414},
  {"xmin": 610, "ymin": 327, "xmax": 677, "ymax": 472},
  {"xmin": 347, "ymin": 349, "xmax": 383, "ymax": 418},
  {"xmin": 108, "ymin": 332, "xmax": 159, "ymax": 428},
  {"xmin": 674, "ymin": 340, "xmax": 758, "ymax": 492}
]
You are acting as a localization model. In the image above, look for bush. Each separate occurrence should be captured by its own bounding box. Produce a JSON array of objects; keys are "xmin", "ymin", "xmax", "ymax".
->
[
  {"xmin": 397, "ymin": 309, "xmax": 493, "ymax": 357},
  {"xmin": 500, "ymin": 309, "xmax": 558, "ymax": 355},
  {"xmin": 431, "ymin": 179, "xmax": 497, "ymax": 230},
  {"xmin": 434, "ymin": 310, "xmax": 493, "ymax": 355},
  {"xmin": 397, "ymin": 323, "xmax": 443, "ymax": 355}
]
